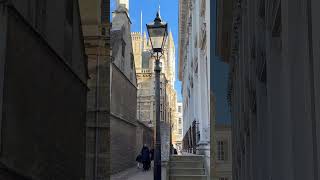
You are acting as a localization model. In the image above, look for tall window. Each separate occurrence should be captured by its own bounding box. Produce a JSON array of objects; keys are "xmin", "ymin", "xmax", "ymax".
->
[
  {"xmin": 122, "ymin": 39, "xmax": 126, "ymax": 58},
  {"xmin": 131, "ymin": 53, "xmax": 134, "ymax": 69},
  {"xmin": 179, "ymin": 118, "xmax": 182, "ymax": 124},
  {"xmin": 120, "ymin": 59, "xmax": 125, "ymax": 71},
  {"xmin": 178, "ymin": 106, "xmax": 182, "ymax": 113},
  {"xmin": 179, "ymin": 129, "xmax": 182, "ymax": 134},
  {"xmin": 217, "ymin": 141, "xmax": 226, "ymax": 161}
]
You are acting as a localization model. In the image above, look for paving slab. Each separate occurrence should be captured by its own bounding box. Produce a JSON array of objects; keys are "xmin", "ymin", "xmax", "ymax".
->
[{"xmin": 111, "ymin": 162, "xmax": 167, "ymax": 180}]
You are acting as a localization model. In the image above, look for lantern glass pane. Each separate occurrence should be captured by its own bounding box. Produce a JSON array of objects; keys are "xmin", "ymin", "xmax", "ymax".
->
[{"xmin": 148, "ymin": 27, "xmax": 166, "ymax": 49}]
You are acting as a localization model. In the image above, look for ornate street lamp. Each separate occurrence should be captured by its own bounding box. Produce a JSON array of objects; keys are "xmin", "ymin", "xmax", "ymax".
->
[{"xmin": 146, "ymin": 11, "xmax": 168, "ymax": 180}]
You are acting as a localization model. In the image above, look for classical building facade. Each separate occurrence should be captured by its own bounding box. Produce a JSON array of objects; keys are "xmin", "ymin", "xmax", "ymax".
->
[
  {"xmin": 79, "ymin": 0, "xmax": 110, "ymax": 179},
  {"xmin": 110, "ymin": 3, "xmax": 139, "ymax": 174},
  {"xmin": 173, "ymin": 102, "xmax": 183, "ymax": 152},
  {"xmin": 132, "ymin": 29, "xmax": 178, "ymax": 162},
  {"xmin": 178, "ymin": 0, "xmax": 211, "ymax": 174},
  {"xmin": 217, "ymin": 0, "xmax": 320, "ymax": 180},
  {"xmin": 0, "ymin": 0, "xmax": 88, "ymax": 179},
  {"xmin": 214, "ymin": 124, "xmax": 232, "ymax": 180}
]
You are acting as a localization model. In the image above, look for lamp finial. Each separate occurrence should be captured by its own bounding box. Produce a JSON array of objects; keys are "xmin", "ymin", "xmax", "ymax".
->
[{"xmin": 154, "ymin": 11, "xmax": 161, "ymax": 23}]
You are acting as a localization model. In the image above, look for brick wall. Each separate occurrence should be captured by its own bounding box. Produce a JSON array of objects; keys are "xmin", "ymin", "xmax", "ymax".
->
[
  {"xmin": 110, "ymin": 115, "xmax": 136, "ymax": 174},
  {"xmin": 110, "ymin": 64, "xmax": 137, "ymax": 174},
  {"xmin": 135, "ymin": 121, "xmax": 154, "ymax": 155}
]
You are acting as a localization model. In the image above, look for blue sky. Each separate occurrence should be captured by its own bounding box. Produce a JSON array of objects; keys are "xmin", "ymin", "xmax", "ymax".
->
[
  {"xmin": 212, "ymin": 58, "xmax": 231, "ymax": 124},
  {"xmin": 111, "ymin": 0, "xmax": 182, "ymax": 102}
]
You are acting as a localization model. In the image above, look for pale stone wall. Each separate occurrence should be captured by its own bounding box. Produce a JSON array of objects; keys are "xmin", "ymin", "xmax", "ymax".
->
[
  {"xmin": 178, "ymin": 0, "xmax": 211, "ymax": 174},
  {"xmin": 173, "ymin": 102, "xmax": 183, "ymax": 151},
  {"xmin": 111, "ymin": 7, "xmax": 136, "ymax": 86},
  {"xmin": 215, "ymin": 125, "xmax": 232, "ymax": 180}
]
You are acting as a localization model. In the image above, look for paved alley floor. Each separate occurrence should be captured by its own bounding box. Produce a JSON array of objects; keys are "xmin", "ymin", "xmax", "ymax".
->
[{"xmin": 111, "ymin": 163, "xmax": 167, "ymax": 180}]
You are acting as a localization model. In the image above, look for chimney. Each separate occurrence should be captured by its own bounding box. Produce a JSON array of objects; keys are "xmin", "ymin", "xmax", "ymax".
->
[{"xmin": 116, "ymin": 0, "xmax": 129, "ymax": 11}]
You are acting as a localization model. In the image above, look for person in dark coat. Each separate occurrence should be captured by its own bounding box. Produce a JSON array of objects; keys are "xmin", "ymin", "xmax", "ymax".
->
[
  {"xmin": 136, "ymin": 153, "xmax": 142, "ymax": 169},
  {"xmin": 141, "ymin": 144, "xmax": 151, "ymax": 171},
  {"xmin": 173, "ymin": 148, "xmax": 178, "ymax": 155}
]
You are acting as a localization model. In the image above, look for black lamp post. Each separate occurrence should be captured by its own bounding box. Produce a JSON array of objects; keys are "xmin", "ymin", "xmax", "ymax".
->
[{"xmin": 146, "ymin": 11, "xmax": 168, "ymax": 180}]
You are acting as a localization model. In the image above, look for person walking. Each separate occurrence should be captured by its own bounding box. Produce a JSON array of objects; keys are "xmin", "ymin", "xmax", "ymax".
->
[
  {"xmin": 136, "ymin": 153, "xmax": 142, "ymax": 169},
  {"xmin": 140, "ymin": 144, "xmax": 151, "ymax": 171},
  {"xmin": 174, "ymin": 148, "xmax": 178, "ymax": 155}
]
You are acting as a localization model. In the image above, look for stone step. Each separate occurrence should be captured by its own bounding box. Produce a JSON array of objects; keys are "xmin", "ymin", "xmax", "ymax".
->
[
  {"xmin": 170, "ymin": 155, "xmax": 204, "ymax": 162},
  {"xmin": 169, "ymin": 168, "xmax": 206, "ymax": 175},
  {"xmin": 169, "ymin": 161, "xmax": 204, "ymax": 168},
  {"xmin": 169, "ymin": 174, "xmax": 207, "ymax": 180}
]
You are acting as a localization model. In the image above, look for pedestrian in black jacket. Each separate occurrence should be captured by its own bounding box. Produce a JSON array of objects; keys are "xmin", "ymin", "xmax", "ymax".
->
[
  {"xmin": 141, "ymin": 144, "xmax": 151, "ymax": 171},
  {"xmin": 136, "ymin": 153, "xmax": 142, "ymax": 169}
]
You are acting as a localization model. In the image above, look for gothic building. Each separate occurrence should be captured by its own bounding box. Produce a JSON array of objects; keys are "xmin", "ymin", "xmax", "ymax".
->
[
  {"xmin": 132, "ymin": 32, "xmax": 177, "ymax": 126},
  {"xmin": 132, "ymin": 28, "xmax": 178, "ymax": 162}
]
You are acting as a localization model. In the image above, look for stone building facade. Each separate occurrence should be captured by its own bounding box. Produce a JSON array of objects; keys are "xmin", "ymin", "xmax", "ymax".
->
[
  {"xmin": 79, "ymin": 0, "xmax": 110, "ymax": 179},
  {"xmin": 172, "ymin": 102, "xmax": 183, "ymax": 152},
  {"xmin": 178, "ymin": 0, "xmax": 211, "ymax": 174},
  {"xmin": 132, "ymin": 32, "xmax": 177, "ymax": 127},
  {"xmin": 135, "ymin": 121, "xmax": 154, "ymax": 157},
  {"xmin": 132, "ymin": 30, "xmax": 178, "ymax": 162},
  {"xmin": 217, "ymin": 0, "xmax": 320, "ymax": 179},
  {"xmin": 110, "ymin": 3, "xmax": 138, "ymax": 174},
  {"xmin": 214, "ymin": 124, "xmax": 232, "ymax": 180},
  {"xmin": 0, "ymin": 0, "xmax": 88, "ymax": 179}
]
